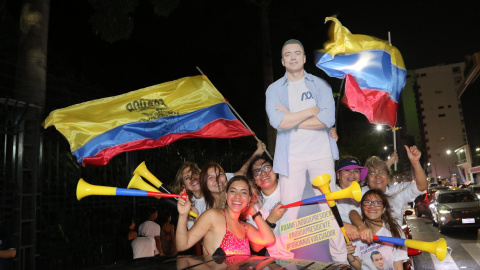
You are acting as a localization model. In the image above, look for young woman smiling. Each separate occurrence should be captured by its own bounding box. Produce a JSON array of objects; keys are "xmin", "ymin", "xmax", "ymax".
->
[
  {"xmin": 176, "ymin": 176, "xmax": 275, "ymax": 255},
  {"xmin": 346, "ymin": 189, "xmax": 408, "ymax": 270}
]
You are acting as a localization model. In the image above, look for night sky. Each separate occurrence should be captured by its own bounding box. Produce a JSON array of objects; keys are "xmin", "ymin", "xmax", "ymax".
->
[{"xmin": 3, "ymin": 0, "xmax": 480, "ymax": 140}]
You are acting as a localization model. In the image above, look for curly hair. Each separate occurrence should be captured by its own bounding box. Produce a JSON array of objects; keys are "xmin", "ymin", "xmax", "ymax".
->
[{"xmin": 170, "ymin": 162, "xmax": 201, "ymax": 199}]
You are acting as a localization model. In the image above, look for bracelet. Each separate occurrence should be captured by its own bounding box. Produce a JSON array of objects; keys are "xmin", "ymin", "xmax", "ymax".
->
[
  {"xmin": 265, "ymin": 219, "xmax": 276, "ymax": 229},
  {"xmin": 252, "ymin": 211, "xmax": 262, "ymax": 220}
]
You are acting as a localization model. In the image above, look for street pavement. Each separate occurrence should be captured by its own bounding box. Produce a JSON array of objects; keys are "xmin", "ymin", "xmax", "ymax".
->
[{"xmin": 406, "ymin": 206, "xmax": 480, "ymax": 270}]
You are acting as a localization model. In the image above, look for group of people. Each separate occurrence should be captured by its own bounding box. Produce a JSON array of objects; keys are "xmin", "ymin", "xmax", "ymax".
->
[
  {"xmin": 125, "ymin": 206, "xmax": 177, "ymax": 259},
  {"xmin": 123, "ymin": 38, "xmax": 428, "ymax": 270}
]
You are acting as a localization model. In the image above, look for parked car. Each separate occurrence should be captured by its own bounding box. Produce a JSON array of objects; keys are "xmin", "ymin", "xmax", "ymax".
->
[
  {"xmin": 414, "ymin": 193, "xmax": 431, "ymax": 217},
  {"xmin": 414, "ymin": 186, "xmax": 449, "ymax": 218},
  {"xmin": 468, "ymin": 184, "xmax": 480, "ymax": 199},
  {"xmin": 429, "ymin": 189, "xmax": 480, "ymax": 233}
]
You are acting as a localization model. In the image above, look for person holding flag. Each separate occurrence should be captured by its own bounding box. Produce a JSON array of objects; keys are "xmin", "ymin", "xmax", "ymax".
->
[{"xmin": 265, "ymin": 39, "xmax": 344, "ymax": 262}]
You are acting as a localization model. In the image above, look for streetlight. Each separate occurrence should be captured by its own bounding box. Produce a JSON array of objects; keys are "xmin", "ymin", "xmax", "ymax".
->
[
  {"xmin": 375, "ymin": 124, "xmax": 401, "ymax": 171},
  {"xmin": 446, "ymin": 149, "xmax": 452, "ymax": 155}
]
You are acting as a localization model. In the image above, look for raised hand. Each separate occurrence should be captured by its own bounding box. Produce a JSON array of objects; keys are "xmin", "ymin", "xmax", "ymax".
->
[
  {"xmin": 404, "ymin": 145, "xmax": 421, "ymax": 163},
  {"xmin": 177, "ymin": 189, "xmax": 191, "ymax": 216},
  {"xmin": 267, "ymin": 203, "xmax": 287, "ymax": 224}
]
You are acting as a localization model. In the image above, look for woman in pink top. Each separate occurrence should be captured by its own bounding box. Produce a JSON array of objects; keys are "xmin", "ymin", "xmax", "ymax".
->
[{"xmin": 176, "ymin": 175, "xmax": 275, "ymax": 255}]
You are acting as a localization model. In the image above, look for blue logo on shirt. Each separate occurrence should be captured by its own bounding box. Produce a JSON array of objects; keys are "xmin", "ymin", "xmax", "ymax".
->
[{"xmin": 301, "ymin": 91, "xmax": 313, "ymax": 101}]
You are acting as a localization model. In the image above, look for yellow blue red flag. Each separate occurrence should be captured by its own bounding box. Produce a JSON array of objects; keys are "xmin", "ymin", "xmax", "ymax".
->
[
  {"xmin": 315, "ymin": 17, "xmax": 407, "ymax": 128},
  {"xmin": 43, "ymin": 75, "xmax": 252, "ymax": 166}
]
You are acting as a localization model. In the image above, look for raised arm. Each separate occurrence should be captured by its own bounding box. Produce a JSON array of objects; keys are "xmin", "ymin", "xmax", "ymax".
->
[
  {"xmin": 385, "ymin": 149, "xmax": 398, "ymax": 169},
  {"xmin": 0, "ymin": 249, "xmax": 16, "ymax": 259},
  {"xmin": 265, "ymin": 203, "xmax": 287, "ymax": 231},
  {"xmin": 247, "ymin": 207, "xmax": 276, "ymax": 251},
  {"xmin": 176, "ymin": 195, "xmax": 213, "ymax": 251},
  {"xmin": 404, "ymin": 145, "xmax": 428, "ymax": 192},
  {"xmin": 234, "ymin": 141, "xmax": 266, "ymax": 176}
]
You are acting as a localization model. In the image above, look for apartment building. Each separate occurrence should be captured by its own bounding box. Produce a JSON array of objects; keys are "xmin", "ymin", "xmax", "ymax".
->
[{"xmin": 413, "ymin": 63, "xmax": 467, "ymax": 182}]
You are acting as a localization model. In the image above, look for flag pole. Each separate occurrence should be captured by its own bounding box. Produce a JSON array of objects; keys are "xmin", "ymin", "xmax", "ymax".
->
[
  {"xmin": 196, "ymin": 66, "xmax": 273, "ymax": 160},
  {"xmin": 388, "ymin": 31, "xmax": 398, "ymax": 171},
  {"xmin": 335, "ymin": 77, "xmax": 346, "ymax": 123}
]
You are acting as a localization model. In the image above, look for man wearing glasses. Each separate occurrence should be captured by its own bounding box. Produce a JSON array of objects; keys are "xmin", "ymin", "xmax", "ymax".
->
[{"xmin": 349, "ymin": 145, "xmax": 428, "ymax": 243}]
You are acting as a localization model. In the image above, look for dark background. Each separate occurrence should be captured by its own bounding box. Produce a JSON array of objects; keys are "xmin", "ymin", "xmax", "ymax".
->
[
  {"xmin": 2, "ymin": 0, "xmax": 480, "ymax": 141},
  {"xmin": 1, "ymin": 1, "xmax": 480, "ymax": 269}
]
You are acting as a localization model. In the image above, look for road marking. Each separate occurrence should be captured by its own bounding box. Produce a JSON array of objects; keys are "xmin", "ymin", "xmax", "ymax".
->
[
  {"xmin": 431, "ymin": 252, "xmax": 459, "ymax": 270},
  {"xmin": 461, "ymin": 243, "xmax": 480, "ymax": 266}
]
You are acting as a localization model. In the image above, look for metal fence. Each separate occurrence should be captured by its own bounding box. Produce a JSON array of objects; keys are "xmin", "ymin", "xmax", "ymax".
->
[{"xmin": 1, "ymin": 99, "xmax": 259, "ymax": 269}]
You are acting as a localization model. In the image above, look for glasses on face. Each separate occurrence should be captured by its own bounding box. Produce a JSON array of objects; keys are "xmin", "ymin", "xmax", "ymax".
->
[
  {"xmin": 362, "ymin": 200, "xmax": 383, "ymax": 207},
  {"xmin": 253, "ymin": 165, "xmax": 273, "ymax": 176},
  {"xmin": 368, "ymin": 170, "xmax": 387, "ymax": 177}
]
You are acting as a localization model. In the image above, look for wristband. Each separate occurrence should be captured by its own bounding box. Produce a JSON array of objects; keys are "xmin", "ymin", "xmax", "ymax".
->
[
  {"xmin": 252, "ymin": 211, "xmax": 262, "ymax": 220},
  {"xmin": 265, "ymin": 219, "xmax": 276, "ymax": 228}
]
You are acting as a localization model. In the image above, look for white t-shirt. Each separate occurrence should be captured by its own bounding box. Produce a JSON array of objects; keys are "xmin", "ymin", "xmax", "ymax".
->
[
  {"xmin": 332, "ymin": 184, "xmax": 361, "ymax": 224},
  {"xmin": 188, "ymin": 196, "xmax": 207, "ymax": 230},
  {"xmin": 350, "ymin": 182, "xmax": 423, "ymax": 226},
  {"xmin": 131, "ymin": 236, "xmax": 156, "ymax": 259},
  {"xmin": 384, "ymin": 182, "xmax": 422, "ymax": 226},
  {"xmin": 352, "ymin": 225, "xmax": 408, "ymax": 270},
  {"xmin": 247, "ymin": 185, "xmax": 281, "ymax": 256},
  {"xmin": 138, "ymin": 220, "xmax": 161, "ymax": 254},
  {"xmin": 226, "ymin": 172, "xmax": 234, "ymax": 181},
  {"xmin": 247, "ymin": 185, "xmax": 281, "ymax": 228},
  {"xmin": 287, "ymin": 78, "xmax": 330, "ymax": 161}
]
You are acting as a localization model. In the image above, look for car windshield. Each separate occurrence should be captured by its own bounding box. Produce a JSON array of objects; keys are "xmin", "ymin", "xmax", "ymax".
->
[{"xmin": 439, "ymin": 193, "xmax": 477, "ymax": 203}]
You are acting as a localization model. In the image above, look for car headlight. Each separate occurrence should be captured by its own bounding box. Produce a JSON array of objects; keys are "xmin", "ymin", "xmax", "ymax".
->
[{"xmin": 439, "ymin": 209, "xmax": 451, "ymax": 214}]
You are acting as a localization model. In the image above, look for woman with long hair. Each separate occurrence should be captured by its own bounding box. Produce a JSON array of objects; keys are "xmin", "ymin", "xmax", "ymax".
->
[
  {"xmin": 199, "ymin": 161, "xmax": 228, "ymax": 210},
  {"xmin": 171, "ymin": 162, "xmax": 204, "ymax": 229},
  {"xmin": 245, "ymin": 154, "xmax": 286, "ymax": 257},
  {"xmin": 176, "ymin": 175, "xmax": 275, "ymax": 255},
  {"xmin": 346, "ymin": 189, "xmax": 408, "ymax": 270},
  {"xmin": 349, "ymin": 145, "xmax": 427, "ymax": 243}
]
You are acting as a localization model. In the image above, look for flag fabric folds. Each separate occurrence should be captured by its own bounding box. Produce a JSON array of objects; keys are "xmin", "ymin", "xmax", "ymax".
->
[
  {"xmin": 315, "ymin": 17, "xmax": 407, "ymax": 128},
  {"xmin": 43, "ymin": 75, "xmax": 252, "ymax": 166}
]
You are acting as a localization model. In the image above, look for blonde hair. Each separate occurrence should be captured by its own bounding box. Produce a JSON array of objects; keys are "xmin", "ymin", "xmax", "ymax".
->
[
  {"xmin": 364, "ymin": 156, "xmax": 390, "ymax": 187},
  {"xmin": 170, "ymin": 162, "xmax": 200, "ymax": 200}
]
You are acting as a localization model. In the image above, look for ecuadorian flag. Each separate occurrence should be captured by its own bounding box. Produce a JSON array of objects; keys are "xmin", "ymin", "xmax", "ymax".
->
[
  {"xmin": 43, "ymin": 75, "xmax": 252, "ymax": 166},
  {"xmin": 315, "ymin": 17, "xmax": 406, "ymax": 128}
]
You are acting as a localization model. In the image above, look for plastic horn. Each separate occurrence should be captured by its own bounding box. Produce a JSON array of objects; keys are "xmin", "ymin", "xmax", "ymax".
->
[
  {"xmin": 373, "ymin": 235, "xmax": 447, "ymax": 261},
  {"xmin": 128, "ymin": 173, "xmax": 198, "ymax": 218},
  {"xmin": 128, "ymin": 173, "xmax": 162, "ymax": 200},
  {"xmin": 76, "ymin": 178, "xmax": 187, "ymax": 201},
  {"xmin": 312, "ymin": 174, "xmax": 349, "ymax": 242},
  {"xmin": 134, "ymin": 161, "xmax": 164, "ymax": 189},
  {"xmin": 281, "ymin": 181, "xmax": 362, "ymax": 209},
  {"xmin": 134, "ymin": 161, "xmax": 181, "ymax": 195}
]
